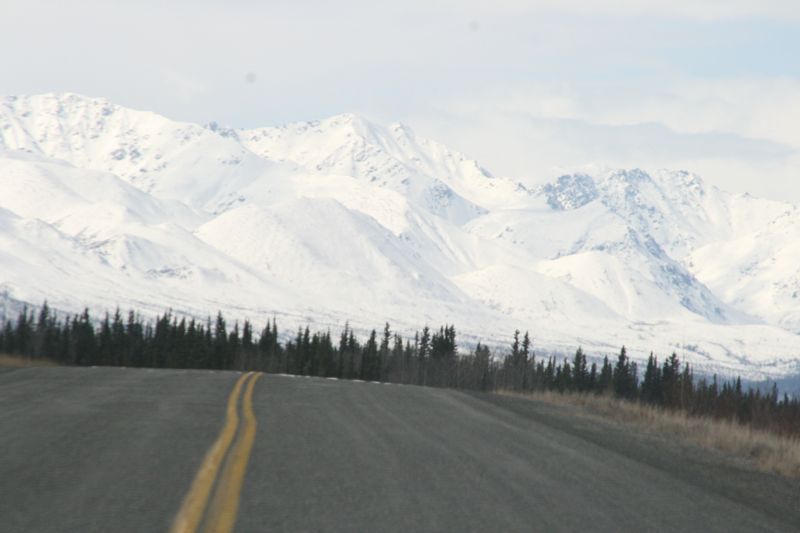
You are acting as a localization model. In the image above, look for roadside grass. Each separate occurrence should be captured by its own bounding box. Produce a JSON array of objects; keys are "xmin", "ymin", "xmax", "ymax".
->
[
  {"xmin": 499, "ymin": 389, "xmax": 800, "ymax": 479},
  {"xmin": 0, "ymin": 353, "xmax": 58, "ymax": 368}
]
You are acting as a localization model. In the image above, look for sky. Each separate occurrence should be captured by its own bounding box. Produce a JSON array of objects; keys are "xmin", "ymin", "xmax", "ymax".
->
[{"xmin": 2, "ymin": 0, "xmax": 799, "ymax": 200}]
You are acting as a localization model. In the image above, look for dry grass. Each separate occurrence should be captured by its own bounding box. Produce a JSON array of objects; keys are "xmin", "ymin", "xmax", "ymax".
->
[
  {"xmin": 499, "ymin": 389, "xmax": 800, "ymax": 479},
  {"xmin": 0, "ymin": 354, "xmax": 58, "ymax": 368}
]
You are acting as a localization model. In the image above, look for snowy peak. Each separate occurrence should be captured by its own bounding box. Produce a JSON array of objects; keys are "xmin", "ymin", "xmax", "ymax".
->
[
  {"xmin": 597, "ymin": 168, "xmax": 714, "ymax": 222},
  {"xmin": 538, "ymin": 174, "xmax": 599, "ymax": 210},
  {"xmin": 1, "ymin": 92, "xmax": 174, "ymax": 165},
  {"xmin": 241, "ymin": 111, "xmax": 497, "ymax": 193},
  {"xmin": 1, "ymin": 95, "xmax": 507, "ymax": 221},
  {"xmin": 241, "ymin": 112, "xmax": 399, "ymax": 171},
  {"xmin": 241, "ymin": 112, "xmax": 496, "ymax": 223},
  {"xmin": 540, "ymin": 168, "xmax": 712, "ymax": 212},
  {"xmin": 0, "ymin": 93, "xmax": 273, "ymax": 212},
  {"xmin": 535, "ymin": 168, "xmax": 793, "ymax": 260}
]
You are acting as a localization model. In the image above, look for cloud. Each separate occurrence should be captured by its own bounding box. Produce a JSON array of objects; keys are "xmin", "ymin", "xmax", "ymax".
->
[
  {"xmin": 407, "ymin": 84, "xmax": 800, "ymax": 201},
  {"xmin": 494, "ymin": 78, "xmax": 800, "ymax": 149}
]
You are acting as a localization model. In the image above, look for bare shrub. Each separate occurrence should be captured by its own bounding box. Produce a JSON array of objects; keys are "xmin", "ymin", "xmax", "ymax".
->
[{"xmin": 499, "ymin": 389, "xmax": 800, "ymax": 478}]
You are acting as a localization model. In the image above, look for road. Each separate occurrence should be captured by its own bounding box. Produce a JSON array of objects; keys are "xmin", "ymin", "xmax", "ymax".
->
[{"xmin": 0, "ymin": 366, "xmax": 798, "ymax": 532}]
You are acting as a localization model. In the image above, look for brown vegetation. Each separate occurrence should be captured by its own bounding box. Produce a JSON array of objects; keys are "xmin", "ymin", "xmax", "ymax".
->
[
  {"xmin": 500, "ymin": 389, "xmax": 800, "ymax": 478},
  {"xmin": 0, "ymin": 353, "xmax": 58, "ymax": 368}
]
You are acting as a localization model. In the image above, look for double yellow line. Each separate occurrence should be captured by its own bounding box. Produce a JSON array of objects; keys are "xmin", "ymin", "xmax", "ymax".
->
[{"xmin": 170, "ymin": 372, "xmax": 263, "ymax": 533}]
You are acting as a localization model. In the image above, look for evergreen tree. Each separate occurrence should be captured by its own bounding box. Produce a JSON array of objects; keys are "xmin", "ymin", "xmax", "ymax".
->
[
  {"xmin": 642, "ymin": 353, "xmax": 661, "ymax": 404},
  {"xmin": 572, "ymin": 347, "xmax": 587, "ymax": 392},
  {"xmin": 598, "ymin": 356, "xmax": 613, "ymax": 394}
]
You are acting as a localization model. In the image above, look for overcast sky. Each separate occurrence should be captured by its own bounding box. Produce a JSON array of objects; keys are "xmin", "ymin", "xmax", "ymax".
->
[{"xmin": 3, "ymin": 0, "xmax": 799, "ymax": 200}]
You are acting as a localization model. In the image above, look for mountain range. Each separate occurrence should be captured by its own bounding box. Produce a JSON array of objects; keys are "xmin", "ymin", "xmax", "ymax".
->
[{"xmin": 1, "ymin": 93, "xmax": 799, "ymax": 379}]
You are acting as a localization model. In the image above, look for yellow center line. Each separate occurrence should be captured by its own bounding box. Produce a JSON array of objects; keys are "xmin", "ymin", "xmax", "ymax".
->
[
  {"xmin": 170, "ymin": 372, "xmax": 253, "ymax": 533},
  {"xmin": 204, "ymin": 372, "xmax": 263, "ymax": 533}
]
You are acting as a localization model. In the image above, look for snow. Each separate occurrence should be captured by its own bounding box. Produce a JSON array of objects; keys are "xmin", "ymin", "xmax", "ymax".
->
[{"xmin": 1, "ymin": 93, "xmax": 800, "ymax": 379}]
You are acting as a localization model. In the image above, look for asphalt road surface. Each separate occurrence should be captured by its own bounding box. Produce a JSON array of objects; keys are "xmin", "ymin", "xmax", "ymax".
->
[{"xmin": 1, "ymin": 366, "xmax": 799, "ymax": 532}]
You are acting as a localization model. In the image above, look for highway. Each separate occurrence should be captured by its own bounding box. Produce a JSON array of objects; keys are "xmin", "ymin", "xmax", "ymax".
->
[{"xmin": 0, "ymin": 366, "xmax": 798, "ymax": 532}]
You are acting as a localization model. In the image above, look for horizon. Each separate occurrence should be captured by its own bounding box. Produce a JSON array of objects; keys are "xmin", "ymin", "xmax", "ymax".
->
[
  {"xmin": 2, "ymin": 0, "xmax": 798, "ymax": 201},
  {"xmin": 2, "ymin": 90, "xmax": 793, "ymax": 205}
]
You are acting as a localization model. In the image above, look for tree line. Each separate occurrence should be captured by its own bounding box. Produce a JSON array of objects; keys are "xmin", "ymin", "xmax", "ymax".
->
[{"xmin": 2, "ymin": 303, "xmax": 799, "ymax": 438}]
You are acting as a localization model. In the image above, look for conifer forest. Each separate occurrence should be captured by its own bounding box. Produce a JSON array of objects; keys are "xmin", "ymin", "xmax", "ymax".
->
[{"xmin": 3, "ymin": 303, "xmax": 799, "ymax": 439}]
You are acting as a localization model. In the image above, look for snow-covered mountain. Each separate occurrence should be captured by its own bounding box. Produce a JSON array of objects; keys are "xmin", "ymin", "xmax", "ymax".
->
[{"xmin": 1, "ymin": 93, "xmax": 799, "ymax": 379}]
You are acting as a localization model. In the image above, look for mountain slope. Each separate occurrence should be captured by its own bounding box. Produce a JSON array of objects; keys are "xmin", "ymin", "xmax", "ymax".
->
[{"xmin": 1, "ymin": 93, "xmax": 799, "ymax": 378}]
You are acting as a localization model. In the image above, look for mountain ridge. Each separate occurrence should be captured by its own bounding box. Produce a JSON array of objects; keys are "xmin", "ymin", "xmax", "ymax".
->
[{"xmin": 1, "ymin": 92, "xmax": 799, "ymax": 379}]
